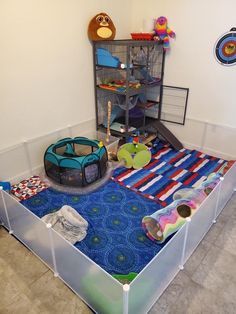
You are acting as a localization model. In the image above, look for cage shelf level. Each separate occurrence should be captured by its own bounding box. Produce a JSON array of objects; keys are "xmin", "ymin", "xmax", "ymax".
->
[{"xmin": 92, "ymin": 39, "xmax": 183, "ymax": 150}]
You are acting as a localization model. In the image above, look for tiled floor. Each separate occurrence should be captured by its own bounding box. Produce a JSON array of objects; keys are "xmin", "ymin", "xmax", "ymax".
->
[{"xmin": 0, "ymin": 193, "xmax": 236, "ymax": 314}]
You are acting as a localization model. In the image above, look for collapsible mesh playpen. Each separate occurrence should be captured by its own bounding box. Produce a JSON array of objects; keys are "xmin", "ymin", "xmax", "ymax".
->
[{"xmin": 44, "ymin": 137, "xmax": 108, "ymax": 187}]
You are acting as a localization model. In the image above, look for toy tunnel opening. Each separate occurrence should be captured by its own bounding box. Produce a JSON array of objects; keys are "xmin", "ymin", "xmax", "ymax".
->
[
  {"xmin": 204, "ymin": 187, "xmax": 213, "ymax": 196},
  {"xmin": 142, "ymin": 216, "xmax": 163, "ymax": 242},
  {"xmin": 176, "ymin": 204, "xmax": 192, "ymax": 218}
]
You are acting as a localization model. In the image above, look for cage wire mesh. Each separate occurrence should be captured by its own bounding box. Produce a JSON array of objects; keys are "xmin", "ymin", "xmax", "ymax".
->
[
  {"xmin": 95, "ymin": 43, "xmax": 165, "ymax": 129},
  {"xmin": 97, "ymin": 90, "xmax": 119, "ymax": 126},
  {"xmin": 96, "ymin": 43, "xmax": 129, "ymax": 65},
  {"xmin": 160, "ymin": 86, "xmax": 189, "ymax": 125},
  {"xmin": 131, "ymin": 45, "xmax": 163, "ymax": 80}
]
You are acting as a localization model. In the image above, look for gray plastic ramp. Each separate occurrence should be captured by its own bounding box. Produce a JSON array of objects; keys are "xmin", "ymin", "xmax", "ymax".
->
[{"xmin": 154, "ymin": 121, "xmax": 183, "ymax": 150}]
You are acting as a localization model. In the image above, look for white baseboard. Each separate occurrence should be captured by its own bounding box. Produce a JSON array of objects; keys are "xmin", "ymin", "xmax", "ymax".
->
[
  {"xmin": 0, "ymin": 119, "xmax": 96, "ymax": 182},
  {"xmin": 1, "ymin": 117, "xmax": 235, "ymax": 184},
  {"xmin": 164, "ymin": 117, "xmax": 236, "ymax": 160},
  {"xmin": 181, "ymin": 141, "xmax": 235, "ymax": 161},
  {"xmin": 8, "ymin": 165, "xmax": 44, "ymax": 185}
]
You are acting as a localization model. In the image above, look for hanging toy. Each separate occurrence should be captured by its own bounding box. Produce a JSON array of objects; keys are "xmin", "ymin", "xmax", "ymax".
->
[
  {"xmin": 106, "ymin": 100, "xmax": 112, "ymax": 143},
  {"xmin": 154, "ymin": 16, "xmax": 175, "ymax": 50}
]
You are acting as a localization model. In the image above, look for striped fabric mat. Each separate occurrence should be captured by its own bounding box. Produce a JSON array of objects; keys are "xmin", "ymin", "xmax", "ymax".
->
[{"xmin": 112, "ymin": 141, "xmax": 226, "ymax": 207}]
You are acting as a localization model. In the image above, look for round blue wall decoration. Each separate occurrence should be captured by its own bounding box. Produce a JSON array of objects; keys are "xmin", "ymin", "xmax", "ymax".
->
[{"xmin": 214, "ymin": 28, "xmax": 236, "ymax": 66}]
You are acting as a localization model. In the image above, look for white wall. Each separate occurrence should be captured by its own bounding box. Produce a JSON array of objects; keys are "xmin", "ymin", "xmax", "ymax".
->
[
  {"xmin": 130, "ymin": 0, "xmax": 236, "ymax": 158},
  {"xmin": 1, "ymin": 0, "xmax": 235, "ymax": 158},
  {"xmin": 131, "ymin": 0, "xmax": 236, "ymax": 126},
  {"xmin": 0, "ymin": 0, "xmax": 131, "ymax": 149}
]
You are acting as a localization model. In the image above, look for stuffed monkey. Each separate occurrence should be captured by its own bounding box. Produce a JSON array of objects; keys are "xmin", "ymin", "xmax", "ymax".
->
[{"xmin": 154, "ymin": 16, "xmax": 175, "ymax": 50}]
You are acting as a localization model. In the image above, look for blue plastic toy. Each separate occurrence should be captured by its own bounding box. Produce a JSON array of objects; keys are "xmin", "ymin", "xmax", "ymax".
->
[
  {"xmin": 96, "ymin": 48, "xmax": 121, "ymax": 67},
  {"xmin": 0, "ymin": 181, "xmax": 11, "ymax": 192}
]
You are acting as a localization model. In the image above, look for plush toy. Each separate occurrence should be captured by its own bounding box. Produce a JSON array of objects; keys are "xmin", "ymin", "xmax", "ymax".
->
[
  {"xmin": 88, "ymin": 12, "xmax": 116, "ymax": 41},
  {"xmin": 154, "ymin": 16, "xmax": 175, "ymax": 50}
]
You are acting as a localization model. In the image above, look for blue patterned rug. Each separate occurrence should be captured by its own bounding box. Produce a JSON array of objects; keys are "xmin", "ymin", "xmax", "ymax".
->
[
  {"xmin": 20, "ymin": 140, "xmax": 228, "ymax": 276},
  {"xmin": 21, "ymin": 180, "xmax": 170, "ymax": 275}
]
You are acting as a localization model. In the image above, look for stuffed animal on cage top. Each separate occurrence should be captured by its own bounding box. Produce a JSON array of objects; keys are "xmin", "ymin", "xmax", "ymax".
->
[
  {"xmin": 88, "ymin": 12, "xmax": 116, "ymax": 41},
  {"xmin": 154, "ymin": 16, "xmax": 175, "ymax": 50}
]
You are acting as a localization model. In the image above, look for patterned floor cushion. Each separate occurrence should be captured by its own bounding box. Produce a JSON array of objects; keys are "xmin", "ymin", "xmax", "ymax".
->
[{"xmin": 11, "ymin": 175, "xmax": 48, "ymax": 201}]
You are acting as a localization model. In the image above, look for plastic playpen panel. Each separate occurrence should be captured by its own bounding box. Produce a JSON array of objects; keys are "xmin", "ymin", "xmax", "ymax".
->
[
  {"xmin": 128, "ymin": 224, "xmax": 187, "ymax": 314},
  {"xmin": 51, "ymin": 229, "xmax": 123, "ymax": 314},
  {"xmin": 183, "ymin": 186, "xmax": 218, "ymax": 264},
  {"xmin": 0, "ymin": 122, "xmax": 236, "ymax": 314},
  {"xmin": 2, "ymin": 191, "xmax": 54, "ymax": 270},
  {"xmin": 216, "ymin": 164, "xmax": 236, "ymax": 217},
  {"xmin": 0, "ymin": 190, "xmax": 9, "ymax": 229}
]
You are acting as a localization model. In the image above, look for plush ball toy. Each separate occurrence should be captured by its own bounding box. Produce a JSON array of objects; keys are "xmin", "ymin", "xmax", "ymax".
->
[
  {"xmin": 88, "ymin": 12, "xmax": 116, "ymax": 41},
  {"xmin": 154, "ymin": 16, "xmax": 175, "ymax": 50}
]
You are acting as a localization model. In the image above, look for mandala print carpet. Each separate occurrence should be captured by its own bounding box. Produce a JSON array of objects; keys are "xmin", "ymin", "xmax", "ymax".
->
[
  {"xmin": 112, "ymin": 140, "xmax": 227, "ymax": 206},
  {"xmin": 21, "ymin": 181, "xmax": 170, "ymax": 275},
  {"xmin": 21, "ymin": 140, "xmax": 228, "ymax": 276}
]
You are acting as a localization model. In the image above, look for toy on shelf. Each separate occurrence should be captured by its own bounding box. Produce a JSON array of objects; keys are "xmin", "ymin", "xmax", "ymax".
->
[
  {"xmin": 117, "ymin": 138, "xmax": 151, "ymax": 169},
  {"xmin": 154, "ymin": 16, "xmax": 175, "ymax": 50},
  {"xmin": 116, "ymin": 94, "xmax": 140, "ymax": 110},
  {"xmin": 103, "ymin": 94, "xmax": 145, "ymax": 129},
  {"xmin": 96, "ymin": 48, "xmax": 120, "ymax": 68},
  {"xmin": 88, "ymin": 12, "xmax": 116, "ymax": 41},
  {"xmin": 0, "ymin": 181, "xmax": 11, "ymax": 193},
  {"xmin": 131, "ymin": 33, "xmax": 154, "ymax": 41},
  {"xmin": 142, "ymin": 173, "xmax": 221, "ymax": 243},
  {"xmin": 96, "ymin": 48, "xmax": 133, "ymax": 69},
  {"xmin": 131, "ymin": 46, "xmax": 161, "ymax": 85},
  {"xmin": 109, "ymin": 122, "xmax": 136, "ymax": 134},
  {"xmin": 98, "ymin": 80, "xmax": 140, "ymax": 92}
]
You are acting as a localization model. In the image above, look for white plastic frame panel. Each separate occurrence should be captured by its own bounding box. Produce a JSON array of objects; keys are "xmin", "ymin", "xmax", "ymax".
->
[
  {"xmin": 183, "ymin": 187, "xmax": 218, "ymax": 264},
  {"xmin": 51, "ymin": 229, "xmax": 123, "ymax": 314},
  {"xmin": 128, "ymin": 224, "xmax": 187, "ymax": 314},
  {"xmin": 216, "ymin": 163, "xmax": 236, "ymax": 218},
  {"xmin": 3, "ymin": 192, "xmax": 54, "ymax": 269},
  {"xmin": 0, "ymin": 191, "xmax": 9, "ymax": 228}
]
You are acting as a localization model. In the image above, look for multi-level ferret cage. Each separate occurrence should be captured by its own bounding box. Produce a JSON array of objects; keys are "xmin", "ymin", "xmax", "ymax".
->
[{"xmin": 92, "ymin": 39, "xmax": 185, "ymax": 149}]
